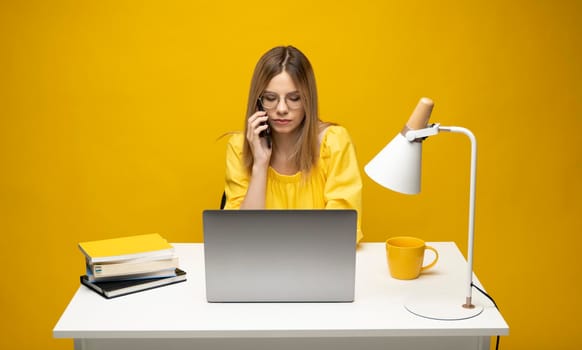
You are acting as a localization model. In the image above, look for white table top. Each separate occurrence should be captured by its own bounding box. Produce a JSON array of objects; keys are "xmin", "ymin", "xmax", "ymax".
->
[{"xmin": 53, "ymin": 242, "xmax": 508, "ymax": 339}]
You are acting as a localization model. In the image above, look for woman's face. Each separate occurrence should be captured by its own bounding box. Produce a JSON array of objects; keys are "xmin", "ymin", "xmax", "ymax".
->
[{"xmin": 262, "ymin": 71, "xmax": 305, "ymax": 137}]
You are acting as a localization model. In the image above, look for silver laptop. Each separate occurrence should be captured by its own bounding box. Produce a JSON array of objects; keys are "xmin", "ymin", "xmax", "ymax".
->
[{"xmin": 202, "ymin": 210, "xmax": 357, "ymax": 302}]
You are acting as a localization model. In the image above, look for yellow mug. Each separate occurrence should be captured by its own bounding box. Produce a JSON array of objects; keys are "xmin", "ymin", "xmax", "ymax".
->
[{"xmin": 386, "ymin": 236, "xmax": 439, "ymax": 280}]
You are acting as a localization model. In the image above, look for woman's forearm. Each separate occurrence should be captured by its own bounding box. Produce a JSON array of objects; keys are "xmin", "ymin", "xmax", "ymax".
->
[{"xmin": 240, "ymin": 164, "xmax": 269, "ymax": 209}]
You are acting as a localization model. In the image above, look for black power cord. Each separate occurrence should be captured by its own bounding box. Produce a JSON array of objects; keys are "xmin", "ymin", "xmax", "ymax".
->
[{"xmin": 472, "ymin": 283, "xmax": 501, "ymax": 350}]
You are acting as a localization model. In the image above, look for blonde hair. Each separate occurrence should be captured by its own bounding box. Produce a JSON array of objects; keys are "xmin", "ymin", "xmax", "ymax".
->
[{"xmin": 243, "ymin": 46, "xmax": 322, "ymax": 175}]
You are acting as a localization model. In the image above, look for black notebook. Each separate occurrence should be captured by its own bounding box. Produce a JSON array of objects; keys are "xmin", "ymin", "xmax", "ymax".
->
[{"xmin": 80, "ymin": 268, "xmax": 187, "ymax": 298}]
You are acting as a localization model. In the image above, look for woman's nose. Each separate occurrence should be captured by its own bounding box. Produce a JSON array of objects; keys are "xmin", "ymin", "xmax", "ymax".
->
[{"xmin": 276, "ymin": 100, "xmax": 288, "ymax": 114}]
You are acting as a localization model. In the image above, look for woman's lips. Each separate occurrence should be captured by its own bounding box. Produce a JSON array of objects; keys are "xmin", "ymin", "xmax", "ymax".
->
[{"xmin": 272, "ymin": 119, "xmax": 291, "ymax": 125}]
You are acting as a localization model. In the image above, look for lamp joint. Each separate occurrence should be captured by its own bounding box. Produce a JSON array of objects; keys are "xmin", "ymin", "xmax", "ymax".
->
[{"xmin": 404, "ymin": 123, "xmax": 440, "ymax": 142}]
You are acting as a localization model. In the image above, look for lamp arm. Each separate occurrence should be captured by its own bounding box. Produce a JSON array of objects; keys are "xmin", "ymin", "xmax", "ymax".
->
[
  {"xmin": 439, "ymin": 126, "xmax": 477, "ymax": 309},
  {"xmin": 401, "ymin": 123, "xmax": 478, "ymax": 308}
]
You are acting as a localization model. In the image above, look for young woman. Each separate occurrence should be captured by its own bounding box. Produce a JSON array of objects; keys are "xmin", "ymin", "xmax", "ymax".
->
[{"xmin": 223, "ymin": 46, "xmax": 363, "ymax": 242}]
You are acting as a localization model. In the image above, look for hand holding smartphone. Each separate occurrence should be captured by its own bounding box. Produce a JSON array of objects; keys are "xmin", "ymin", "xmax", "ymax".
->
[{"xmin": 256, "ymin": 98, "xmax": 271, "ymax": 148}]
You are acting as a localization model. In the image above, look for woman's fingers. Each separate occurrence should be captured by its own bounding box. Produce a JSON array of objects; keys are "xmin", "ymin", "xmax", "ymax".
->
[
  {"xmin": 247, "ymin": 112, "xmax": 269, "ymax": 139},
  {"xmin": 246, "ymin": 111, "xmax": 272, "ymax": 164}
]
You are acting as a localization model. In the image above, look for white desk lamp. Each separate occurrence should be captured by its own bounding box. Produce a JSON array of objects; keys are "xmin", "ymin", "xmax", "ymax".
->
[{"xmin": 364, "ymin": 97, "xmax": 483, "ymax": 320}]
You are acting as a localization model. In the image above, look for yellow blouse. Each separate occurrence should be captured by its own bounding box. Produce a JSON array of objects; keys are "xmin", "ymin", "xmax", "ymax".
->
[{"xmin": 224, "ymin": 125, "xmax": 363, "ymax": 242}]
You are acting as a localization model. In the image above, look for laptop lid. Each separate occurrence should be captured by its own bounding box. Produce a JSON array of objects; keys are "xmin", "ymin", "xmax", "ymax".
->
[{"xmin": 202, "ymin": 209, "xmax": 357, "ymax": 302}]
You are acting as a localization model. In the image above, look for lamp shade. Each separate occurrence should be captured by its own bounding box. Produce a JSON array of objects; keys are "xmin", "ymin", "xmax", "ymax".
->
[{"xmin": 364, "ymin": 133, "xmax": 422, "ymax": 195}]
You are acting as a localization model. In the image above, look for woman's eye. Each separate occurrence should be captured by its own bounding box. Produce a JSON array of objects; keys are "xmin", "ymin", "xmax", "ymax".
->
[
  {"xmin": 287, "ymin": 95, "xmax": 300, "ymax": 101},
  {"xmin": 264, "ymin": 95, "xmax": 277, "ymax": 102}
]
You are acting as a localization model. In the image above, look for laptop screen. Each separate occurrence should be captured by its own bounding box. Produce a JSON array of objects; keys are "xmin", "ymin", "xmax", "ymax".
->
[{"xmin": 202, "ymin": 209, "xmax": 357, "ymax": 302}]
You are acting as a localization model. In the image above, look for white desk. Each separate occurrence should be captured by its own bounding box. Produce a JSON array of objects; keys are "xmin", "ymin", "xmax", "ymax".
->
[{"xmin": 53, "ymin": 243, "xmax": 508, "ymax": 350}]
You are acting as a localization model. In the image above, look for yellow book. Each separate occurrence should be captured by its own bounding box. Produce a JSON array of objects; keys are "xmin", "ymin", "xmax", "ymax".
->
[{"xmin": 79, "ymin": 233, "xmax": 174, "ymax": 264}]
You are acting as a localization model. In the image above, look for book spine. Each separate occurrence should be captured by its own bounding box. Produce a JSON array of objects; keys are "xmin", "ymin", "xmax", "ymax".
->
[
  {"xmin": 86, "ymin": 248, "xmax": 175, "ymax": 264},
  {"xmin": 91, "ymin": 257, "xmax": 179, "ymax": 277},
  {"xmin": 80, "ymin": 276, "xmax": 105, "ymax": 296}
]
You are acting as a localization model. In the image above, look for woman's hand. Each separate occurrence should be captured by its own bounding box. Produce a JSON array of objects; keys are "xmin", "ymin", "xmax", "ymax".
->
[
  {"xmin": 240, "ymin": 111, "xmax": 271, "ymax": 209},
  {"xmin": 246, "ymin": 111, "xmax": 272, "ymax": 167}
]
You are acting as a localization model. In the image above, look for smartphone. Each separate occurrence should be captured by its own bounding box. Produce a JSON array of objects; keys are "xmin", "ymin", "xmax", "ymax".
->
[{"xmin": 256, "ymin": 98, "xmax": 271, "ymax": 148}]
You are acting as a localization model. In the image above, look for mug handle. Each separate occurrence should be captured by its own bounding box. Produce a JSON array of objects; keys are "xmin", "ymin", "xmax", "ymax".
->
[{"xmin": 420, "ymin": 246, "xmax": 439, "ymax": 271}]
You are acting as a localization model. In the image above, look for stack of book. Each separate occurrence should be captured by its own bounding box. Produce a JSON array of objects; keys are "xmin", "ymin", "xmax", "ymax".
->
[{"xmin": 78, "ymin": 233, "xmax": 187, "ymax": 298}]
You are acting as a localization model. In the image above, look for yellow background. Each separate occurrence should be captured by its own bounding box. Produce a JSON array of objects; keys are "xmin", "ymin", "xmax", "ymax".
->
[{"xmin": 1, "ymin": 1, "xmax": 580, "ymax": 349}]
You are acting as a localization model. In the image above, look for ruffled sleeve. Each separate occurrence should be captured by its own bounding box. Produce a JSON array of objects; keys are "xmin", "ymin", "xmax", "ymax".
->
[
  {"xmin": 320, "ymin": 126, "xmax": 364, "ymax": 242},
  {"xmin": 223, "ymin": 133, "xmax": 248, "ymax": 209}
]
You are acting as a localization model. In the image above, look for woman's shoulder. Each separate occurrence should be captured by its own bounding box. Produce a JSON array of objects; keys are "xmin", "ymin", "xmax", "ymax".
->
[
  {"xmin": 320, "ymin": 124, "xmax": 353, "ymax": 150},
  {"xmin": 223, "ymin": 132, "xmax": 245, "ymax": 157},
  {"xmin": 225, "ymin": 131, "xmax": 244, "ymax": 147}
]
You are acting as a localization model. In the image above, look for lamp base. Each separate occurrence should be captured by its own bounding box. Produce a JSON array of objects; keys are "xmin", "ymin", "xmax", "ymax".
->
[{"xmin": 404, "ymin": 299, "xmax": 484, "ymax": 321}]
